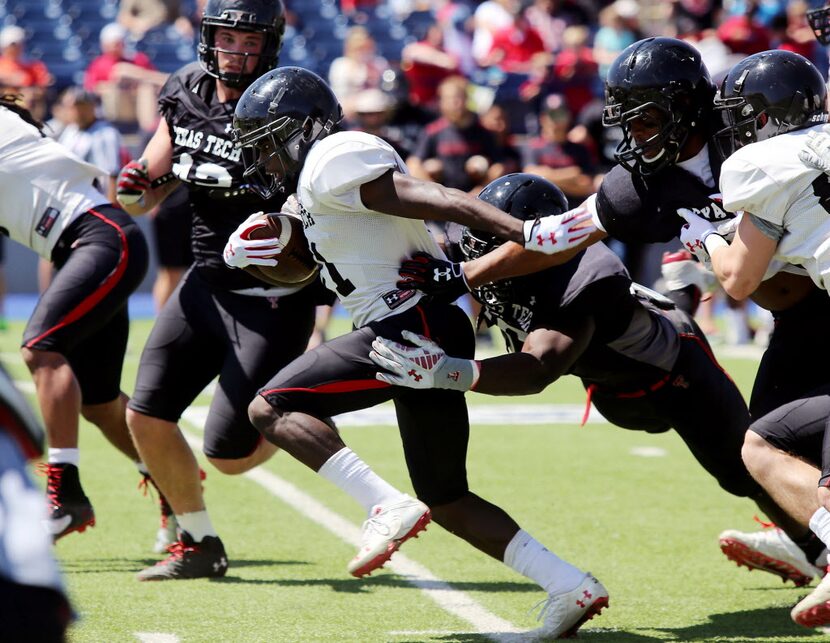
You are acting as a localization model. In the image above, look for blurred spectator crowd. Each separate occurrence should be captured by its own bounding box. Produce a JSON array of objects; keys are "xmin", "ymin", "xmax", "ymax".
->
[{"xmin": 0, "ymin": 0, "xmax": 826, "ymax": 342}]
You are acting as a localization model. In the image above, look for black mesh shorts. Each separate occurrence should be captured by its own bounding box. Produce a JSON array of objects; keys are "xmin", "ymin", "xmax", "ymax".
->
[{"xmin": 259, "ymin": 300, "xmax": 475, "ymax": 506}]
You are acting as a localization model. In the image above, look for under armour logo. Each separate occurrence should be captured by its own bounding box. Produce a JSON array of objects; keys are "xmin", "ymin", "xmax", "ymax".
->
[
  {"xmin": 267, "ymin": 296, "xmax": 280, "ymax": 309},
  {"xmin": 433, "ymin": 268, "xmax": 451, "ymax": 282},
  {"xmin": 224, "ymin": 123, "xmax": 233, "ymax": 134},
  {"xmin": 214, "ymin": 557, "xmax": 227, "ymax": 572},
  {"xmin": 684, "ymin": 239, "xmax": 704, "ymax": 253},
  {"xmin": 673, "ymin": 375, "xmax": 689, "ymax": 389},
  {"xmin": 536, "ymin": 232, "xmax": 557, "ymax": 246},
  {"xmin": 408, "ymin": 369, "xmax": 422, "ymax": 382},
  {"xmin": 447, "ymin": 371, "xmax": 460, "ymax": 382}
]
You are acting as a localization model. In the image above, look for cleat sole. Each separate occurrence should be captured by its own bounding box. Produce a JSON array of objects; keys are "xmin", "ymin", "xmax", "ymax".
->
[
  {"xmin": 559, "ymin": 596, "xmax": 609, "ymax": 639},
  {"xmin": 793, "ymin": 601, "xmax": 830, "ymax": 628},
  {"xmin": 350, "ymin": 510, "xmax": 432, "ymax": 578},
  {"xmin": 720, "ymin": 538, "xmax": 813, "ymax": 587}
]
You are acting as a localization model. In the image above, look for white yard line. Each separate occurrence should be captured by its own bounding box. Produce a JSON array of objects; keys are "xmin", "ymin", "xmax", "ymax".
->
[
  {"xmin": 133, "ymin": 633, "xmax": 180, "ymax": 643},
  {"xmin": 180, "ymin": 411, "xmax": 523, "ymax": 641}
]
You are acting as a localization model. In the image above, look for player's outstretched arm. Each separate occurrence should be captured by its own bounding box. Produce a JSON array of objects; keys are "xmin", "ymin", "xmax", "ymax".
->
[
  {"xmin": 117, "ymin": 118, "xmax": 179, "ymax": 214},
  {"xmin": 361, "ymin": 170, "xmax": 596, "ymax": 254},
  {"xmin": 370, "ymin": 319, "xmax": 594, "ymax": 396}
]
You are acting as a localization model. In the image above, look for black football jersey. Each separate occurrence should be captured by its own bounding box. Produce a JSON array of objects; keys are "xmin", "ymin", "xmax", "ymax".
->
[
  {"xmin": 158, "ymin": 62, "xmax": 286, "ymax": 290},
  {"xmin": 483, "ymin": 243, "xmax": 688, "ymax": 389},
  {"xmin": 595, "ymin": 162, "xmax": 732, "ymax": 245}
]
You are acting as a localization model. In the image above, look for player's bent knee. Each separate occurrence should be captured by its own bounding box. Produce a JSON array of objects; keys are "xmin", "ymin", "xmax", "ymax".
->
[
  {"xmin": 207, "ymin": 456, "xmax": 251, "ymax": 475},
  {"xmin": 248, "ymin": 395, "xmax": 282, "ymax": 442},
  {"xmin": 20, "ymin": 346, "xmax": 64, "ymax": 372},
  {"xmin": 741, "ymin": 429, "xmax": 774, "ymax": 474}
]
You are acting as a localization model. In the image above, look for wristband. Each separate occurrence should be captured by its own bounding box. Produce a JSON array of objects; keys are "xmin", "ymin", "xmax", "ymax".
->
[{"xmin": 702, "ymin": 232, "xmax": 728, "ymax": 255}]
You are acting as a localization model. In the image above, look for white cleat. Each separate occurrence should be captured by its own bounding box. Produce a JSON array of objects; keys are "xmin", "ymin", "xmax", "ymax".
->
[
  {"xmin": 529, "ymin": 573, "xmax": 609, "ymax": 640},
  {"xmin": 153, "ymin": 513, "xmax": 179, "ymax": 554},
  {"xmin": 719, "ymin": 528, "xmax": 823, "ymax": 587},
  {"xmin": 792, "ymin": 570, "xmax": 830, "ymax": 628},
  {"xmin": 347, "ymin": 495, "xmax": 431, "ymax": 578}
]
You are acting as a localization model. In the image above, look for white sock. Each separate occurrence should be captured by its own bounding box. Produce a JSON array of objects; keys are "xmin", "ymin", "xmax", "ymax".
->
[
  {"xmin": 809, "ymin": 508, "xmax": 830, "ymax": 549},
  {"xmin": 135, "ymin": 461, "xmax": 149, "ymax": 475},
  {"xmin": 318, "ymin": 447, "xmax": 404, "ymax": 513},
  {"xmin": 48, "ymin": 448, "xmax": 79, "ymax": 466},
  {"xmin": 504, "ymin": 529, "xmax": 586, "ymax": 594},
  {"xmin": 176, "ymin": 510, "xmax": 217, "ymax": 542}
]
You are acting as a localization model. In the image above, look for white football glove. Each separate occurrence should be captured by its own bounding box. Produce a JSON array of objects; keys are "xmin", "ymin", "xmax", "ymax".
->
[
  {"xmin": 799, "ymin": 128, "xmax": 830, "ymax": 174},
  {"xmin": 677, "ymin": 208, "xmax": 726, "ymax": 270},
  {"xmin": 522, "ymin": 204, "xmax": 596, "ymax": 255},
  {"xmin": 370, "ymin": 330, "xmax": 480, "ymax": 392},
  {"xmin": 223, "ymin": 211, "xmax": 283, "ymax": 269}
]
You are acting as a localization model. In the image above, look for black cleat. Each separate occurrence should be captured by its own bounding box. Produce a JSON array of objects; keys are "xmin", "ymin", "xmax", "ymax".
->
[
  {"xmin": 137, "ymin": 531, "xmax": 228, "ymax": 581},
  {"xmin": 37, "ymin": 463, "xmax": 96, "ymax": 541}
]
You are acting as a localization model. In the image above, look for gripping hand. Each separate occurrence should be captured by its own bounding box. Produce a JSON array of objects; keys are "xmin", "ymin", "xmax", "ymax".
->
[
  {"xmin": 223, "ymin": 211, "xmax": 283, "ymax": 269},
  {"xmin": 370, "ymin": 331, "xmax": 480, "ymax": 392},
  {"xmin": 397, "ymin": 252, "xmax": 469, "ymax": 302},
  {"xmin": 116, "ymin": 159, "xmax": 152, "ymax": 206},
  {"xmin": 522, "ymin": 205, "xmax": 595, "ymax": 255}
]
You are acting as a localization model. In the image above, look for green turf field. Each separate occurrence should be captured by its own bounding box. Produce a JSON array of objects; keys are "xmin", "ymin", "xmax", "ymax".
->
[{"xmin": 2, "ymin": 318, "xmax": 825, "ymax": 642}]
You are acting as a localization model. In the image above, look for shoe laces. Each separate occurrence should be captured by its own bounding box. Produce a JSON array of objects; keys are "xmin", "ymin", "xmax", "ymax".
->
[
  {"xmin": 35, "ymin": 462, "xmax": 63, "ymax": 508},
  {"xmin": 531, "ymin": 592, "xmax": 564, "ymax": 624},
  {"xmin": 156, "ymin": 539, "xmax": 197, "ymax": 566},
  {"xmin": 138, "ymin": 473, "xmax": 173, "ymax": 518},
  {"xmin": 753, "ymin": 515, "xmax": 777, "ymax": 529},
  {"xmin": 362, "ymin": 506, "xmax": 393, "ymax": 540}
]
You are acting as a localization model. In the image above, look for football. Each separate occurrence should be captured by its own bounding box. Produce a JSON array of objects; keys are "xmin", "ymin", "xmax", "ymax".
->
[{"xmin": 241, "ymin": 213, "xmax": 318, "ymax": 287}]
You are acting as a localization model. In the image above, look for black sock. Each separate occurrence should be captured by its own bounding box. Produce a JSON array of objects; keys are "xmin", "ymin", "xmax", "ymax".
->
[{"xmin": 793, "ymin": 531, "xmax": 826, "ymax": 566}]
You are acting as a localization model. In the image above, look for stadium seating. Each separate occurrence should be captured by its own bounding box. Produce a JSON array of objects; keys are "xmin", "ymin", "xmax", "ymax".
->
[{"xmin": 6, "ymin": 1, "xmax": 437, "ymax": 98}]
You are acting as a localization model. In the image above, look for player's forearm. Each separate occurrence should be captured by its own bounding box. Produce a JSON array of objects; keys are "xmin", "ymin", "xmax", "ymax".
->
[
  {"xmin": 710, "ymin": 244, "xmax": 760, "ymax": 300},
  {"xmin": 463, "ymin": 226, "xmax": 605, "ymax": 288},
  {"xmin": 121, "ymin": 178, "xmax": 180, "ymax": 215},
  {"xmin": 474, "ymin": 352, "xmax": 558, "ymax": 395}
]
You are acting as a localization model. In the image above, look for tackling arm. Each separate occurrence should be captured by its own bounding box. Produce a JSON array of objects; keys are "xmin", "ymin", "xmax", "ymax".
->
[
  {"xmin": 709, "ymin": 212, "xmax": 778, "ymax": 301},
  {"xmin": 370, "ymin": 318, "xmax": 595, "ymax": 396}
]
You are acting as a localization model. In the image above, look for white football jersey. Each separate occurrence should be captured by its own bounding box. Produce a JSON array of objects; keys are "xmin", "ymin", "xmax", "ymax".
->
[
  {"xmin": 0, "ymin": 106, "xmax": 108, "ymax": 258},
  {"xmin": 720, "ymin": 125, "xmax": 830, "ymax": 289},
  {"xmin": 297, "ymin": 131, "xmax": 445, "ymax": 328}
]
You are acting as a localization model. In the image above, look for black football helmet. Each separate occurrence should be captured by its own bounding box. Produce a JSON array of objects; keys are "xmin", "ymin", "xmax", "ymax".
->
[
  {"xmin": 233, "ymin": 66, "xmax": 343, "ymax": 198},
  {"xmin": 808, "ymin": 3, "xmax": 830, "ymax": 45},
  {"xmin": 462, "ymin": 173, "xmax": 568, "ymax": 310},
  {"xmin": 603, "ymin": 37, "xmax": 715, "ymax": 176},
  {"xmin": 713, "ymin": 50, "xmax": 828, "ymax": 160},
  {"xmin": 198, "ymin": 0, "xmax": 286, "ymax": 89}
]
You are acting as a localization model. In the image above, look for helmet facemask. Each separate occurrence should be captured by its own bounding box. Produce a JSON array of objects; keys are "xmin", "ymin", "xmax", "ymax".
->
[
  {"xmin": 235, "ymin": 90, "xmax": 340, "ymax": 199},
  {"xmin": 603, "ymin": 93, "xmax": 690, "ymax": 176},
  {"xmin": 808, "ymin": 5, "xmax": 830, "ymax": 46},
  {"xmin": 460, "ymin": 227, "xmax": 512, "ymax": 315},
  {"xmin": 198, "ymin": 6, "xmax": 284, "ymax": 89}
]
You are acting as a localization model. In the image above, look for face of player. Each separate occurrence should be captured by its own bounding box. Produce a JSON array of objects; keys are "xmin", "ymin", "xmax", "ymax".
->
[
  {"xmin": 213, "ymin": 27, "xmax": 265, "ymax": 77},
  {"xmin": 625, "ymin": 105, "xmax": 666, "ymax": 160}
]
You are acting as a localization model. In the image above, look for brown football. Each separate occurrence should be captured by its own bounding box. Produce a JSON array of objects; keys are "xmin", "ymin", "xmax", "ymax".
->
[{"xmin": 241, "ymin": 213, "xmax": 318, "ymax": 287}]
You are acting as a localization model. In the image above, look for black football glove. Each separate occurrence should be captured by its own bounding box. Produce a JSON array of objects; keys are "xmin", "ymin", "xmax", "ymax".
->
[{"xmin": 397, "ymin": 252, "xmax": 470, "ymax": 302}]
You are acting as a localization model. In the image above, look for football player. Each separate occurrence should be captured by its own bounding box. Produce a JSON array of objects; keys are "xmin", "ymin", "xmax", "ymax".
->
[
  {"xmin": 395, "ymin": 37, "xmax": 830, "ymax": 588},
  {"xmin": 372, "ymin": 174, "xmax": 768, "ymax": 583},
  {"xmin": 677, "ymin": 49, "xmax": 830, "ymax": 627},
  {"xmin": 115, "ymin": 0, "xmax": 332, "ymax": 579},
  {"xmin": 225, "ymin": 67, "xmax": 607, "ymax": 639},
  {"xmin": 0, "ymin": 96, "xmax": 150, "ymax": 541}
]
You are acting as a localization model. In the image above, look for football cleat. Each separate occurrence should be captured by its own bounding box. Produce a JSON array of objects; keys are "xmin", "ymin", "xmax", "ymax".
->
[
  {"xmin": 37, "ymin": 462, "xmax": 96, "ymax": 541},
  {"xmin": 347, "ymin": 495, "xmax": 431, "ymax": 578},
  {"xmin": 529, "ymin": 572, "xmax": 609, "ymax": 639},
  {"xmin": 719, "ymin": 528, "xmax": 823, "ymax": 586},
  {"xmin": 136, "ymin": 531, "xmax": 228, "ymax": 581},
  {"xmin": 792, "ymin": 569, "xmax": 830, "ymax": 628}
]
